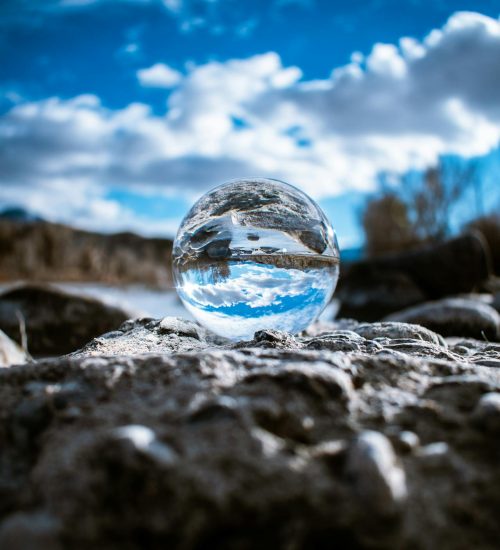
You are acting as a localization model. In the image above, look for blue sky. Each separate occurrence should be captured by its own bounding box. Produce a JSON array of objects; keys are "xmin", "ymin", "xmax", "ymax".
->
[{"xmin": 1, "ymin": 0, "xmax": 500, "ymax": 247}]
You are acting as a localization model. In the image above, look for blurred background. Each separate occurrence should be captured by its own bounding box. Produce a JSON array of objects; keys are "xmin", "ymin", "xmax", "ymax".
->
[{"xmin": 0, "ymin": 0, "xmax": 499, "ymax": 331}]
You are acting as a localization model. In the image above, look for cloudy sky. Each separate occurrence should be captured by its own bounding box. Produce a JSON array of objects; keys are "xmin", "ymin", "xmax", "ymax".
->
[{"xmin": 1, "ymin": 0, "xmax": 500, "ymax": 247}]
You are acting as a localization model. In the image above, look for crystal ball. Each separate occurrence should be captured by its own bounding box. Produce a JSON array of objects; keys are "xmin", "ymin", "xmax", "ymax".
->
[{"xmin": 172, "ymin": 178, "xmax": 340, "ymax": 340}]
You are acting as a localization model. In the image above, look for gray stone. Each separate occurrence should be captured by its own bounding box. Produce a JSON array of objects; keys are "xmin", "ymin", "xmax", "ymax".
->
[
  {"xmin": 303, "ymin": 330, "xmax": 380, "ymax": 353},
  {"xmin": 158, "ymin": 316, "xmax": 201, "ymax": 339},
  {"xmin": 385, "ymin": 298, "xmax": 500, "ymax": 341},
  {"xmin": 397, "ymin": 431, "xmax": 420, "ymax": 453},
  {"xmin": 111, "ymin": 425, "xmax": 178, "ymax": 466},
  {"xmin": 337, "ymin": 270, "xmax": 426, "ymax": 322},
  {"xmin": 74, "ymin": 316, "xmax": 227, "ymax": 356},
  {"xmin": 0, "ymin": 318, "xmax": 499, "ymax": 548},
  {"xmin": 472, "ymin": 392, "xmax": 500, "ymax": 432},
  {"xmin": 251, "ymin": 329, "xmax": 301, "ymax": 349},
  {"xmin": 354, "ymin": 321, "xmax": 446, "ymax": 347},
  {"xmin": 346, "ymin": 431, "xmax": 407, "ymax": 516}
]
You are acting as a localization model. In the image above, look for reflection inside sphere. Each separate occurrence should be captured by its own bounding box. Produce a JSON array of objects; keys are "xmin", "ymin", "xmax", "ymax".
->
[{"xmin": 173, "ymin": 178, "xmax": 340, "ymax": 340}]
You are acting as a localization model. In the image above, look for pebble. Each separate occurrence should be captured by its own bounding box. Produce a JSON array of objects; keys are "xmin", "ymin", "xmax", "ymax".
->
[
  {"xmin": 398, "ymin": 431, "xmax": 420, "ymax": 453},
  {"xmin": 346, "ymin": 431, "xmax": 407, "ymax": 516},
  {"xmin": 472, "ymin": 392, "xmax": 500, "ymax": 432},
  {"xmin": 417, "ymin": 442, "xmax": 451, "ymax": 470},
  {"xmin": 113, "ymin": 425, "xmax": 178, "ymax": 466},
  {"xmin": 159, "ymin": 316, "xmax": 201, "ymax": 339}
]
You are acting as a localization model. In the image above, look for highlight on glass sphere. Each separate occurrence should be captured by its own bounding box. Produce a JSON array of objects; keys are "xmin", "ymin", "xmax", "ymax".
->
[{"xmin": 172, "ymin": 178, "xmax": 340, "ymax": 341}]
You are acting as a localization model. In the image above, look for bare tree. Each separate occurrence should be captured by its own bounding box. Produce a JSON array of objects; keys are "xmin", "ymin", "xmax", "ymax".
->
[
  {"xmin": 362, "ymin": 159, "xmax": 478, "ymax": 256},
  {"xmin": 362, "ymin": 193, "xmax": 418, "ymax": 256},
  {"xmin": 406, "ymin": 160, "xmax": 478, "ymax": 242}
]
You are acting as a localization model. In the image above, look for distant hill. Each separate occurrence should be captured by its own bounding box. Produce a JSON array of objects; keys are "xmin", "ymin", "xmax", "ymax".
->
[{"xmin": 0, "ymin": 219, "xmax": 173, "ymax": 288}]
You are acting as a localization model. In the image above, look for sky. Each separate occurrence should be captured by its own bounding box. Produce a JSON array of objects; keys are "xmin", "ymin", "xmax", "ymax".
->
[{"xmin": 1, "ymin": 0, "xmax": 500, "ymax": 248}]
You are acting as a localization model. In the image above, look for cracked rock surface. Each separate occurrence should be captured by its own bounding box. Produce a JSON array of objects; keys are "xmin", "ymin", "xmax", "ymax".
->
[{"xmin": 0, "ymin": 318, "xmax": 499, "ymax": 549}]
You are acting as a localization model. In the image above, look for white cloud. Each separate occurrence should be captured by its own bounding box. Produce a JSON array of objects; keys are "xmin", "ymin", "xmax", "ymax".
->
[
  {"xmin": 180, "ymin": 263, "xmax": 332, "ymax": 310},
  {"xmin": 137, "ymin": 63, "xmax": 183, "ymax": 88},
  {"xmin": 366, "ymin": 43, "xmax": 407, "ymax": 78},
  {"xmin": 2, "ymin": 12, "xmax": 500, "ymax": 235},
  {"xmin": 178, "ymin": 262, "xmax": 334, "ymax": 339}
]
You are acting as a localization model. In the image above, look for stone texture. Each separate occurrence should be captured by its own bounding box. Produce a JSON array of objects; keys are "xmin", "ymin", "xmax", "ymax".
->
[
  {"xmin": 75, "ymin": 316, "xmax": 228, "ymax": 356},
  {"xmin": 353, "ymin": 321, "xmax": 446, "ymax": 347},
  {"xmin": 0, "ymin": 284, "xmax": 133, "ymax": 357},
  {"xmin": 385, "ymin": 298, "xmax": 500, "ymax": 341},
  {"xmin": 0, "ymin": 318, "xmax": 499, "ymax": 549}
]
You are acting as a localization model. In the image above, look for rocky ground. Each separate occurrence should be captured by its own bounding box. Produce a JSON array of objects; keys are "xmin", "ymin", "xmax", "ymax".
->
[
  {"xmin": 0, "ymin": 312, "xmax": 500, "ymax": 549},
  {"xmin": 1, "ymin": 230, "xmax": 499, "ymax": 549}
]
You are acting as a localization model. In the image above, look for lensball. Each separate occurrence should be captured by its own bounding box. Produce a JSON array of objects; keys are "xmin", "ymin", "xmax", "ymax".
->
[{"xmin": 172, "ymin": 178, "xmax": 340, "ymax": 340}]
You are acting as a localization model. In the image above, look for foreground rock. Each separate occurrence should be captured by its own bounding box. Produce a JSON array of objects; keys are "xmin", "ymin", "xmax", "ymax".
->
[
  {"xmin": 0, "ymin": 318, "xmax": 499, "ymax": 549},
  {"xmin": 337, "ymin": 233, "xmax": 491, "ymax": 321},
  {"xmin": 76, "ymin": 316, "xmax": 228, "ymax": 356},
  {"xmin": 0, "ymin": 284, "xmax": 132, "ymax": 357},
  {"xmin": 385, "ymin": 297, "xmax": 500, "ymax": 341}
]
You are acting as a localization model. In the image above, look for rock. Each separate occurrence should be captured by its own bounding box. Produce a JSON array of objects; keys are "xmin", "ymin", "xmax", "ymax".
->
[
  {"xmin": 158, "ymin": 316, "xmax": 201, "ymax": 338},
  {"xmin": 303, "ymin": 330, "xmax": 379, "ymax": 353},
  {"xmin": 0, "ymin": 284, "xmax": 133, "ymax": 357},
  {"xmin": 472, "ymin": 393, "xmax": 500, "ymax": 432},
  {"xmin": 346, "ymin": 431, "xmax": 407, "ymax": 516},
  {"xmin": 0, "ymin": 512, "xmax": 61, "ymax": 550},
  {"xmin": 385, "ymin": 298, "xmax": 500, "ymax": 341},
  {"xmin": 424, "ymin": 375, "xmax": 500, "ymax": 412},
  {"xmin": 74, "ymin": 316, "xmax": 226, "ymax": 356},
  {"xmin": 0, "ymin": 329, "xmax": 29, "ymax": 367},
  {"xmin": 353, "ymin": 321, "xmax": 446, "ymax": 347},
  {"xmin": 337, "ymin": 270, "xmax": 426, "ymax": 322},
  {"xmin": 337, "ymin": 233, "xmax": 491, "ymax": 321},
  {"xmin": 251, "ymin": 329, "xmax": 301, "ymax": 349},
  {"xmin": 110, "ymin": 425, "xmax": 178, "ymax": 466},
  {"xmin": 0, "ymin": 318, "xmax": 499, "ymax": 548},
  {"xmin": 395, "ymin": 431, "xmax": 420, "ymax": 454}
]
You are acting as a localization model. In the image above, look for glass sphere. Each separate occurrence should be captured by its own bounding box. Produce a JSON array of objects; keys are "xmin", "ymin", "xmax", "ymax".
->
[{"xmin": 172, "ymin": 178, "xmax": 340, "ymax": 340}]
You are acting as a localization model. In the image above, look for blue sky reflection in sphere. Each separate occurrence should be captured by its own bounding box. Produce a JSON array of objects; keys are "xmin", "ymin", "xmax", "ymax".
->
[{"xmin": 173, "ymin": 179, "xmax": 340, "ymax": 340}]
